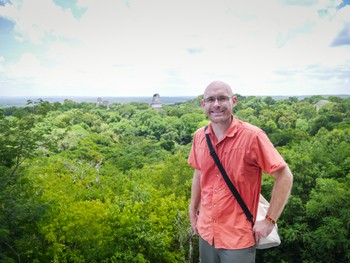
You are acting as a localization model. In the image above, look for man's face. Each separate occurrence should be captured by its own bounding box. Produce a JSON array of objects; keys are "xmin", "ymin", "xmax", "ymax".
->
[{"xmin": 201, "ymin": 83, "xmax": 237, "ymax": 124}]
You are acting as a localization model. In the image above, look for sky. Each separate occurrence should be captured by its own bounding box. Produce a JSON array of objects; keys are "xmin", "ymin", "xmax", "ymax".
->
[{"xmin": 0, "ymin": 0, "xmax": 349, "ymax": 98}]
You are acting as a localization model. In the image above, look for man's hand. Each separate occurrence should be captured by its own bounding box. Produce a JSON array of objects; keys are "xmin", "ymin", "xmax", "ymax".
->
[{"xmin": 253, "ymin": 218, "xmax": 275, "ymax": 242}]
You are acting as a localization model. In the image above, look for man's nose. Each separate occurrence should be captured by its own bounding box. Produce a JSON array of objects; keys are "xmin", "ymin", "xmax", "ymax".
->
[{"xmin": 213, "ymin": 98, "xmax": 221, "ymax": 105}]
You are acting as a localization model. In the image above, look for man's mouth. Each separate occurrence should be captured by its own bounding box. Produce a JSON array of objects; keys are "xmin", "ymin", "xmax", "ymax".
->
[{"xmin": 210, "ymin": 110, "xmax": 224, "ymax": 115}]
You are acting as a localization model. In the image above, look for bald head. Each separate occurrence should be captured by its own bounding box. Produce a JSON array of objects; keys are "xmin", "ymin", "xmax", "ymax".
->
[
  {"xmin": 204, "ymin": 81, "xmax": 233, "ymax": 97},
  {"xmin": 202, "ymin": 80, "xmax": 237, "ymax": 125}
]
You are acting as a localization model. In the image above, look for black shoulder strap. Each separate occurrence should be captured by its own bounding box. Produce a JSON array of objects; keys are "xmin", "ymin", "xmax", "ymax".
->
[{"xmin": 204, "ymin": 126, "xmax": 254, "ymax": 227}]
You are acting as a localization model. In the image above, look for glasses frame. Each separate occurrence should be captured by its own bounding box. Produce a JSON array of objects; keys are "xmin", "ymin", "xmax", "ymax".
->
[{"xmin": 203, "ymin": 96, "xmax": 232, "ymax": 104}]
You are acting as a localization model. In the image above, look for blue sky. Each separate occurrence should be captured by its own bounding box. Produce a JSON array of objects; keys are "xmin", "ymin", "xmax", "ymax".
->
[{"xmin": 0, "ymin": 0, "xmax": 349, "ymax": 97}]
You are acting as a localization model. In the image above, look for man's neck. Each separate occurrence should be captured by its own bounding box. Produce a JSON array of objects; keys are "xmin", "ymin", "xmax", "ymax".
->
[{"xmin": 211, "ymin": 116, "xmax": 233, "ymax": 141}]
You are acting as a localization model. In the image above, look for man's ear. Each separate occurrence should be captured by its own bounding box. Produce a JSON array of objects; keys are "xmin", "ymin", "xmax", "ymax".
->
[{"xmin": 232, "ymin": 96, "xmax": 238, "ymax": 107}]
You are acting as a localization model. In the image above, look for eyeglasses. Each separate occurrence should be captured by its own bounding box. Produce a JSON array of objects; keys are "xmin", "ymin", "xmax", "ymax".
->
[{"xmin": 203, "ymin": 96, "xmax": 232, "ymax": 104}]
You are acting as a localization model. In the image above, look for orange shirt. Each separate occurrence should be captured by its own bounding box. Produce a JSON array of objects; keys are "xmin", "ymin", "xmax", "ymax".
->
[{"xmin": 188, "ymin": 116, "xmax": 287, "ymax": 249}]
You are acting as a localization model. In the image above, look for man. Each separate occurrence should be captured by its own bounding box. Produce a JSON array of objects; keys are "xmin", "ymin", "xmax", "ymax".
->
[{"xmin": 188, "ymin": 81, "xmax": 293, "ymax": 263}]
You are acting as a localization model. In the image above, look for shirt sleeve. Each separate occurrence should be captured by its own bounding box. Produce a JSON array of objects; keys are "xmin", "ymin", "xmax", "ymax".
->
[
  {"xmin": 252, "ymin": 130, "xmax": 287, "ymax": 174},
  {"xmin": 188, "ymin": 131, "xmax": 201, "ymax": 171}
]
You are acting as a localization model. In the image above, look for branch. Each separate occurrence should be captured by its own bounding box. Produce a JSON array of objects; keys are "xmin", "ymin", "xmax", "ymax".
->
[
  {"xmin": 64, "ymin": 162, "xmax": 75, "ymax": 173},
  {"xmin": 2, "ymin": 241, "xmax": 21, "ymax": 263},
  {"xmin": 95, "ymin": 158, "xmax": 103, "ymax": 170}
]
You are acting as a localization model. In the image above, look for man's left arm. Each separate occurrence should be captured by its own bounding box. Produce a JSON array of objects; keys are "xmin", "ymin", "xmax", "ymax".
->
[
  {"xmin": 268, "ymin": 165, "xmax": 293, "ymax": 222},
  {"xmin": 253, "ymin": 165, "xmax": 293, "ymax": 239}
]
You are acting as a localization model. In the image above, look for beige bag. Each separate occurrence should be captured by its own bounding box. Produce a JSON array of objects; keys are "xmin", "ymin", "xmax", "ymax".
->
[{"xmin": 256, "ymin": 194, "xmax": 281, "ymax": 249}]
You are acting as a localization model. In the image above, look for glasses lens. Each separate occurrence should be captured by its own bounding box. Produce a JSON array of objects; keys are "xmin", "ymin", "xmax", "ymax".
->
[
  {"xmin": 204, "ymin": 97, "xmax": 214, "ymax": 103},
  {"xmin": 218, "ymin": 96, "xmax": 229, "ymax": 102}
]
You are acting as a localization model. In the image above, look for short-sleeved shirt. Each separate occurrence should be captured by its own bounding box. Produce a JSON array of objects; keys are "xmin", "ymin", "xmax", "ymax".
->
[{"xmin": 188, "ymin": 116, "xmax": 287, "ymax": 249}]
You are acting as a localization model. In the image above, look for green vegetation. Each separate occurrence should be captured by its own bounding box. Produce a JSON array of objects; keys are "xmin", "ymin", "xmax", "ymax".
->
[{"xmin": 0, "ymin": 95, "xmax": 349, "ymax": 263}]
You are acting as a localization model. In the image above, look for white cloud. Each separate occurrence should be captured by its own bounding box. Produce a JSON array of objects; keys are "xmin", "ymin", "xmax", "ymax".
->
[
  {"xmin": 0, "ymin": 56, "xmax": 5, "ymax": 73},
  {"xmin": 0, "ymin": 0, "xmax": 349, "ymax": 97},
  {"xmin": 8, "ymin": 53, "xmax": 42, "ymax": 78},
  {"xmin": 0, "ymin": 0, "xmax": 79, "ymax": 44}
]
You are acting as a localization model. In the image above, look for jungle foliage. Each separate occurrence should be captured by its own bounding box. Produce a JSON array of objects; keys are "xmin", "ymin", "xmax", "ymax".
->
[{"xmin": 0, "ymin": 95, "xmax": 349, "ymax": 263}]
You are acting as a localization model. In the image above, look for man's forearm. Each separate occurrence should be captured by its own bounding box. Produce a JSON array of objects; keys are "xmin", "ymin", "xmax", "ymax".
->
[
  {"xmin": 268, "ymin": 166, "xmax": 293, "ymax": 222},
  {"xmin": 189, "ymin": 169, "xmax": 201, "ymax": 213},
  {"xmin": 189, "ymin": 169, "xmax": 201, "ymax": 234}
]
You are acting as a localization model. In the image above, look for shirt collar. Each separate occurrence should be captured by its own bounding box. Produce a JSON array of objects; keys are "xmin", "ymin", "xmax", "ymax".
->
[{"xmin": 206, "ymin": 115, "xmax": 238, "ymax": 138}]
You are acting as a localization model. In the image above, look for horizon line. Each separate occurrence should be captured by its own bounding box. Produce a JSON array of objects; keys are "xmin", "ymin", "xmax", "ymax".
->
[{"xmin": 1, "ymin": 94, "xmax": 349, "ymax": 98}]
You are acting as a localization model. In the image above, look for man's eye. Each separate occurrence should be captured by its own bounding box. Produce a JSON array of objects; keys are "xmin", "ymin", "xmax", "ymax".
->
[
  {"xmin": 206, "ymin": 97, "xmax": 215, "ymax": 103},
  {"xmin": 218, "ymin": 96, "xmax": 229, "ymax": 102}
]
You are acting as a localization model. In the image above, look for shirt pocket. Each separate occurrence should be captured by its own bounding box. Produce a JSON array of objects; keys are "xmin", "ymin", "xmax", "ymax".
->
[
  {"xmin": 222, "ymin": 147, "xmax": 259, "ymax": 184},
  {"xmin": 197, "ymin": 142, "xmax": 216, "ymax": 172}
]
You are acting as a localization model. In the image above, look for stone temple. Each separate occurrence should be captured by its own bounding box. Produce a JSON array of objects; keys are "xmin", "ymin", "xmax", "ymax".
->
[{"xmin": 151, "ymin": 93, "xmax": 162, "ymax": 110}]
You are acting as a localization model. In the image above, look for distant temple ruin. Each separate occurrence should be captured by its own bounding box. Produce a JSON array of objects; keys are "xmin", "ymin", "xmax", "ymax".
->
[
  {"xmin": 151, "ymin": 93, "xmax": 162, "ymax": 110},
  {"xmin": 96, "ymin": 97, "xmax": 109, "ymax": 110},
  {"xmin": 315, "ymin": 100, "xmax": 330, "ymax": 111}
]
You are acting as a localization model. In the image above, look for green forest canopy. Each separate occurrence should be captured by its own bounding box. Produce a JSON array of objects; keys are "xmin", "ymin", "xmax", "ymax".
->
[{"xmin": 0, "ymin": 95, "xmax": 349, "ymax": 263}]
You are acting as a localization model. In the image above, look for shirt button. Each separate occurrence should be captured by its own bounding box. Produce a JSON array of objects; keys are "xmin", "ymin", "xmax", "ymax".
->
[
  {"xmin": 216, "ymin": 174, "xmax": 219, "ymax": 177},
  {"xmin": 213, "ymin": 220, "xmax": 216, "ymax": 223},
  {"xmin": 214, "ymin": 189, "xmax": 218, "ymax": 193}
]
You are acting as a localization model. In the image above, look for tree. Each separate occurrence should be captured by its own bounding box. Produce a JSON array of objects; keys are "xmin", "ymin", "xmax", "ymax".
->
[
  {"xmin": 180, "ymin": 113, "xmax": 206, "ymax": 144},
  {"xmin": 0, "ymin": 113, "xmax": 50, "ymax": 176},
  {"xmin": 1, "ymin": 95, "xmax": 349, "ymax": 262},
  {"xmin": 304, "ymin": 177, "xmax": 350, "ymax": 262}
]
